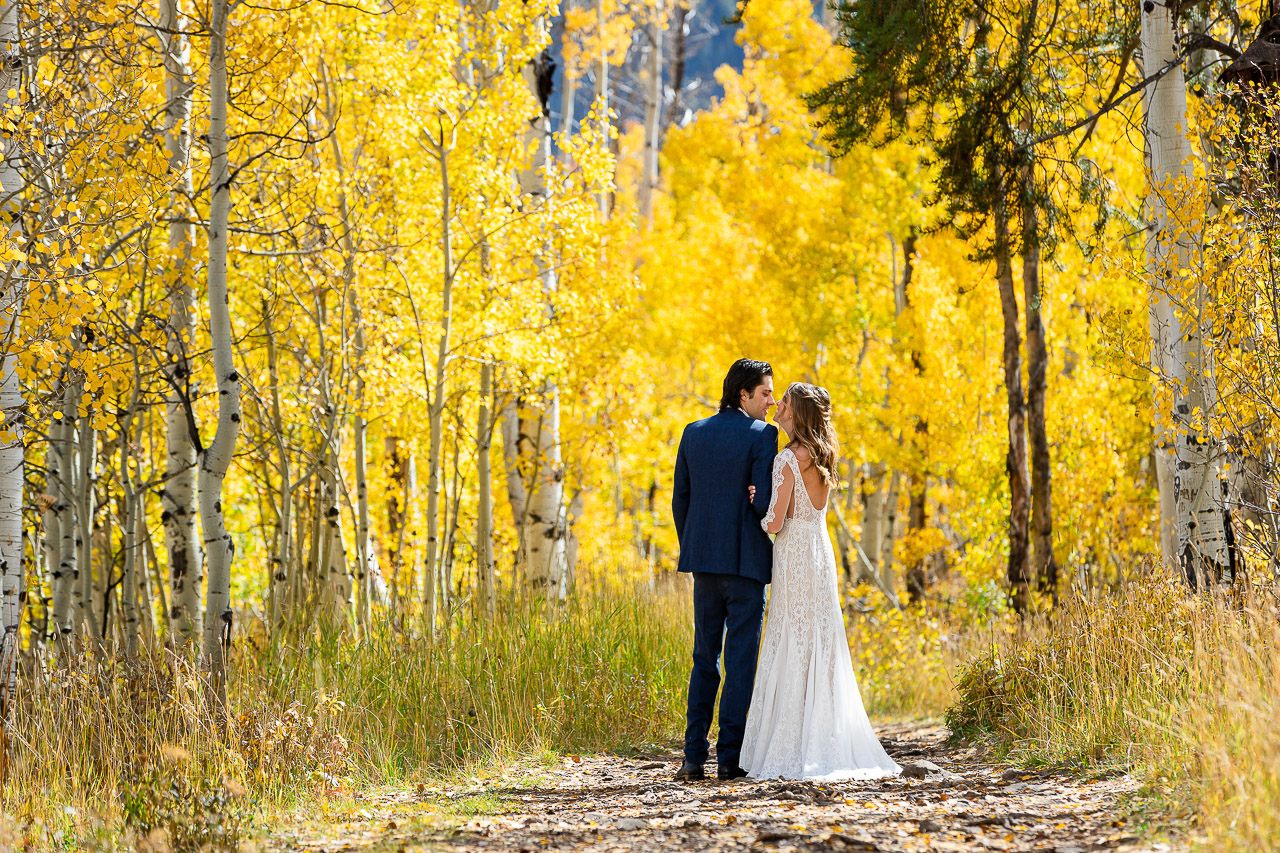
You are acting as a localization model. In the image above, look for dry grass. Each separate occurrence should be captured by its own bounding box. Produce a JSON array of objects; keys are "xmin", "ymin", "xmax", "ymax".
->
[
  {"xmin": 949, "ymin": 573, "xmax": 1280, "ymax": 849},
  {"xmin": 1, "ymin": 576, "xmax": 995, "ymax": 849},
  {"xmin": 3, "ymin": 583, "xmax": 693, "ymax": 848}
]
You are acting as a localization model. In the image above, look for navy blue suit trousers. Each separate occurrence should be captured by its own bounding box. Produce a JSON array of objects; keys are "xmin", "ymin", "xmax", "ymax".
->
[{"xmin": 671, "ymin": 408, "xmax": 778, "ymax": 769}]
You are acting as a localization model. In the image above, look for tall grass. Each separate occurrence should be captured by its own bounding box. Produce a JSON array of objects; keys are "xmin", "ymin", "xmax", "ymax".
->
[
  {"xmin": 5, "ymin": 583, "xmax": 692, "ymax": 846},
  {"xmin": 7, "ymin": 577, "xmax": 981, "ymax": 848},
  {"xmin": 949, "ymin": 574, "xmax": 1280, "ymax": 849},
  {"xmin": 846, "ymin": 593, "xmax": 991, "ymax": 719}
]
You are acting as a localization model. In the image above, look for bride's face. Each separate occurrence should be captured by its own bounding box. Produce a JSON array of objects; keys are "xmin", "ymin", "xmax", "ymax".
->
[{"xmin": 774, "ymin": 395, "xmax": 794, "ymax": 434}]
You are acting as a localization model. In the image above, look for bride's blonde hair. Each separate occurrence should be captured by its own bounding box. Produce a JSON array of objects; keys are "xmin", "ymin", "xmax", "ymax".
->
[{"xmin": 784, "ymin": 383, "xmax": 840, "ymax": 489}]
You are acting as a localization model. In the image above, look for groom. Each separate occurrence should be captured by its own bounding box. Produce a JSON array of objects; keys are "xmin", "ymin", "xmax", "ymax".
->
[{"xmin": 671, "ymin": 358, "xmax": 778, "ymax": 781}]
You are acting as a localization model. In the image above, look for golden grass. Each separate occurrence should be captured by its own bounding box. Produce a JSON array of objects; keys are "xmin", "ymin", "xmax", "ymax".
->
[
  {"xmin": 949, "ymin": 573, "xmax": 1280, "ymax": 849},
  {"xmin": 2, "ymin": 575, "xmax": 989, "ymax": 849},
  {"xmin": 4, "ymin": 583, "xmax": 693, "ymax": 847}
]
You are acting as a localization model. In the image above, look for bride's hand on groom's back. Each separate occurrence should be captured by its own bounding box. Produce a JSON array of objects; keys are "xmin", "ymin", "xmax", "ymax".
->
[{"xmin": 748, "ymin": 485, "xmax": 756, "ymax": 501}]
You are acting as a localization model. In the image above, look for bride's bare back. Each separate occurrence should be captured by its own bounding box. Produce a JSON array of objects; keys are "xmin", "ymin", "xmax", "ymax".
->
[{"xmin": 786, "ymin": 444, "xmax": 829, "ymax": 514}]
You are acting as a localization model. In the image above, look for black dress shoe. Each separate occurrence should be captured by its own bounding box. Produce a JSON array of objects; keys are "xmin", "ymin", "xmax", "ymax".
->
[
  {"xmin": 674, "ymin": 762, "xmax": 706, "ymax": 781},
  {"xmin": 718, "ymin": 765, "xmax": 749, "ymax": 780}
]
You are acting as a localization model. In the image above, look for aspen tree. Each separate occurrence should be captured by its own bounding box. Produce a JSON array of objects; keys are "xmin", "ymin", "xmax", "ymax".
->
[
  {"xmin": 476, "ymin": 362, "xmax": 496, "ymax": 615},
  {"xmin": 1141, "ymin": 0, "xmax": 1230, "ymax": 586},
  {"xmin": 518, "ymin": 49, "xmax": 569, "ymax": 599},
  {"xmin": 56, "ymin": 382, "xmax": 80, "ymax": 646},
  {"xmin": 76, "ymin": 409, "xmax": 100, "ymax": 643},
  {"xmin": 158, "ymin": 0, "xmax": 203, "ymax": 650},
  {"xmin": 423, "ymin": 115, "xmax": 456, "ymax": 627},
  {"xmin": 199, "ymin": 0, "xmax": 241, "ymax": 702},
  {"xmin": 320, "ymin": 61, "xmax": 373, "ymax": 627},
  {"xmin": 639, "ymin": 0, "xmax": 663, "ymax": 224},
  {"xmin": 0, "ymin": 0, "xmax": 22, "ymax": 754}
]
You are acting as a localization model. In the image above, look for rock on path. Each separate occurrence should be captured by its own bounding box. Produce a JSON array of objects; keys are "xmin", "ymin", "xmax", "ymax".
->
[{"xmin": 259, "ymin": 723, "xmax": 1187, "ymax": 853}]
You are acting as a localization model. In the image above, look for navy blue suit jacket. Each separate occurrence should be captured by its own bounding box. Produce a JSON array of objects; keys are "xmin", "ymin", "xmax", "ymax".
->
[{"xmin": 672, "ymin": 409, "xmax": 779, "ymax": 585}]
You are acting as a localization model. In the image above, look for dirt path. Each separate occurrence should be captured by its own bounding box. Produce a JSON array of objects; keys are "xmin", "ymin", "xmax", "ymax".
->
[{"xmin": 259, "ymin": 723, "xmax": 1187, "ymax": 853}]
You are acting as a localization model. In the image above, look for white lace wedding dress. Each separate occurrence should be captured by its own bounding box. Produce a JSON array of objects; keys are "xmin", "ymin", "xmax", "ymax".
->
[{"xmin": 739, "ymin": 448, "xmax": 901, "ymax": 781}]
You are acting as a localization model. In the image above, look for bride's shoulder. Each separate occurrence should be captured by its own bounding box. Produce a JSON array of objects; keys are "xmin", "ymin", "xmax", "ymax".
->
[{"xmin": 787, "ymin": 443, "xmax": 812, "ymax": 464}]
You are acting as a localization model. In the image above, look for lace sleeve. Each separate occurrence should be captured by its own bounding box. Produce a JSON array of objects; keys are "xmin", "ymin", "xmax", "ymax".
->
[{"xmin": 761, "ymin": 450, "xmax": 794, "ymax": 533}]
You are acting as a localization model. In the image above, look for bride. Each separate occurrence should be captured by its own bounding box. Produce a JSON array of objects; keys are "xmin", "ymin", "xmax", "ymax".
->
[{"xmin": 739, "ymin": 382, "xmax": 901, "ymax": 781}]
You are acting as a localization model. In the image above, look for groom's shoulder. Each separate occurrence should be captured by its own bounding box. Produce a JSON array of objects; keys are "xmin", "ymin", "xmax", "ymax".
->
[{"xmin": 684, "ymin": 412, "xmax": 720, "ymax": 432}]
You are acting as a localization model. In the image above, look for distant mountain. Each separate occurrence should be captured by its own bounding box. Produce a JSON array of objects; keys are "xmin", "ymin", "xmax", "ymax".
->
[
  {"xmin": 550, "ymin": 0, "xmax": 748, "ymax": 135},
  {"xmin": 549, "ymin": 0, "xmax": 832, "ymax": 137}
]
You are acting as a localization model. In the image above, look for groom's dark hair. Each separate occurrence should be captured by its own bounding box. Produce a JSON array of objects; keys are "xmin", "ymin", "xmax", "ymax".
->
[{"xmin": 719, "ymin": 359, "xmax": 773, "ymax": 412}]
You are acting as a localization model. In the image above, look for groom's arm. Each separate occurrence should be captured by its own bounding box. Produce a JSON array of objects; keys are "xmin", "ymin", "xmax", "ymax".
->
[
  {"xmin": 749, "ymin": 424, "xmax": 779, "ymax": 517},
  {"xmin": 672, "ymin": 428, "xmax": 691, "ymax": 543}
]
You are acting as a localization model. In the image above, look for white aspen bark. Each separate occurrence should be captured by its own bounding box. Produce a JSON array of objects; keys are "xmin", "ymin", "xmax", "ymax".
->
[
  {"xmin": 880, "ymin": 470, "xmax": 900, "ymax": 594},
  {"xmin": 320, "ymin": 61, "xmax": 372, "ymax": 628},
  {"xmin": 476, "ymin": 363, "xmax": 496, "ymax": 615},
  {"xmin": 859, "ymin": 462, "xmax": 887, "ymax": 579},
  {"xmin": 424, "ymin": 129, "xmax": 454, "ymax": 629},
  {"xmin": 595, "ymin": 0, "xmax": 610, "ymax": 219},
  {"xmin": 830, "ymin": 459, "xmax": 855, "ymax": 585},
  {"xmin": 159, "ymin": 0, "xmax": 202, "ymax": 649},
  {"xmin": 444, "ymin": 436, "xmax": 462, "ymax": 611},
  {"xmin": 55, "ymin": 386, "xmax": 80, "ymax": 647},
  {"xmin": 264, "ymin": 301, "xmax": 291, "ymax": 627},
  {"xmin": 40, "ymin": 495, "xmax": 59, "ymax": 647},
  {"xmin": 639, "ymin": 0, "xmax": 663, "ymax": 225},
  {"xmin": 199, "ymin": 0, "xmax": 241, "ymax": 701},
  {"xmin": 1141, "ymin": 0, "xmax": 1228, "ymax": 583},
  {"xmin": 135, "ymin": 496, "xmax": 156, "ymax": 650},
  {"xmin": 559, "ymin": 0, "xmax": 578, "ymax": 151},
  {"xmin": 319, "ymin": 456, "xmax": 351, "ymax": 621},
  {"xmin": 0, "ymin": 0, "xmax": 22, "ymax": 744},
  {"xmin": 121, "ymin": 432, "xmax": 139, "ymax": 658},
  {"xmin": 77, "ymin": 412, "xmax": 100, "ymax": 643},
  {"xmin": 501, "ymin": 401, "xmax": 529, "ymax": 567},
  {"xmin": 563, "ymin": 489, "xmax": 584, "ymax": 594},
  {"xmin": 520, "ymin": 52, "xmax": 568, "ymax": 599},
  {"xmin": 522, "ymin": 401, "xmax": 567, "ymax": 597}
]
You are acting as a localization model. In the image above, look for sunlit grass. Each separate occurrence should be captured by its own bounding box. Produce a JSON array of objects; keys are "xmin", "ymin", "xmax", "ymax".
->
[
  {"xmin": 4, "ymin": 582, "xmax": 693, "ymax": 847},
  {"xmin": 949, "ymin": 573, "xmax": 1280, "ymax": 849},
  {"xmin": 3, "ymin": 573, "xmax": 995, "ymax": 848}
]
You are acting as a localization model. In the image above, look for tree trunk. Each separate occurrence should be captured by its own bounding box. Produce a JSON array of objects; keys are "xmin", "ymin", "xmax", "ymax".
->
[
  {"xmin": 559, "ymin": 0, "xmax": 578, "ymax": 147},
  {"xmin": 320, "ymin": 61, "xmax": 372, "ymax": 628},
  {"xmin": 519, "ymin": 52, "xmax": 569, "ymax": 599},
  {"xmin": 995, "ymin": 192, "xmax": 1032, "ymax": 613},
  {"xmin": 424, "ymin": 126, "xmax": 455, "ymax": 630},
  {"xmin": 385, "ymin": 434, "xmax": 409, "ymax": 611},
  {"xmin": 898, "ymin": 231, "xmax": 929, "ymax": 605},
  {"xmin": 51, "ymin": 394, "xmax": 77, "ymax": 650},
  {"xmin": 1141, "ymin": 0, "xmax": 1230, "ymax": 587},
  {"xmin": 40, "ymin": 482, "xmax": 59, "ymax": 650},
  {"xmin": 858, "ymin": 462, "xmax": 886, "ymax": 581},
  {"xmin": 594, "ymin": 0, "xmax": 610, "ymax": 219},
  {"xmin": 639, "ymin": 0, "xmax": 663, "ymax": 224},
  {"xmin": 476, "ymin": 363, "xmax": 496, "ymax": 616},
  {"xmin": 906, "ymin": 473, "xmax": 927, "ymax": 603},
  {"xmin": 0, "ymin": 0, "xmax": 23, "ymax": 757},
  {"xmin": 880, "ymin": 470, "xmax": 899, "ymax": 593},
  {"xmin": 1022, "ymin": 182, "xmax": 1057, "ymax": 599},
  {"xmin": 664, "ymin": 1, "xmax": 689, "ymax": 138},
  {"xmin": 159, "ymin": 0, "xmax": 203, "ymax": 652},
  {"xmin": 77, "ymin": 410, "xmax": 99, "ymax": 643},
  {"xmin": 264, "ymin": 300, "xmax": 291, "ymax": 628},
  {"xmin": 319, "ymin": 453, "xmax": 350, "ymax": 621},
  {"xmin": 121, "ymin": 420, "xmax": 140, "ymax": 658},
  {"xmin": 199, "ymin": 0, "xmax": 241, "ymax": 704},
  {"xmin": 501, "ymin": 399, "xmax": 529, "ymax": 575}
]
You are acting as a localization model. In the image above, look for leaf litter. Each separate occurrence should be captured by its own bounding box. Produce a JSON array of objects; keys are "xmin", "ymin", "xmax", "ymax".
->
[{"xmin": 256, "ymin": 723, "xmax": 1188, "ymax": 853}]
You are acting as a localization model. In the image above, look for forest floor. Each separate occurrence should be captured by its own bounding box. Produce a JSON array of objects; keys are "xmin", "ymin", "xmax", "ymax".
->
[{"xmin": 255, "ymin": 723, "xmax": 1190, "ymax": 853}]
